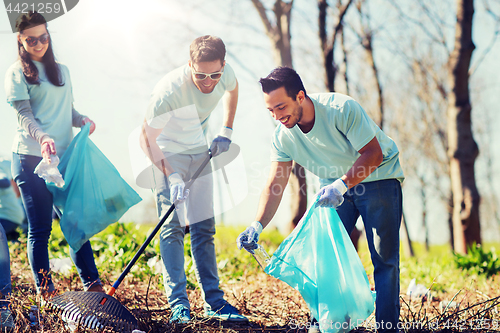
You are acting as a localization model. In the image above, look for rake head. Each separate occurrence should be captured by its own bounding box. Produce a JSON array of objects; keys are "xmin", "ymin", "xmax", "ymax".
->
[{"xmin": 47, "ymin": 291, "xmax": 138, "ymax": 332}]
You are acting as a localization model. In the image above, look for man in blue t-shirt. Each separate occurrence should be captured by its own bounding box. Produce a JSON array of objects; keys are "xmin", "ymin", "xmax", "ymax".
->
[
  {"xmin": 237, "ymin": 67, "xmax": 404, "ymax": 333},
  {"xmin": 140, "ymin": 36, "xmax": 247, "ymax": 323}
]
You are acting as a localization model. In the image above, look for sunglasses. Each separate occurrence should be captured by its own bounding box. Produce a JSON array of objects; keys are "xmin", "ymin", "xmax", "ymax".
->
[
  {"xmin": 191, "ymin": 67, "xmax": 224, "ymax": 81},
  {"xmin": 23, "ymin": 34, "xmax": 50, "ymax": 47}
]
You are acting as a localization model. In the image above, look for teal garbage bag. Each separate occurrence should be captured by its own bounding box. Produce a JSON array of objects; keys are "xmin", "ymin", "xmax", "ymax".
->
[
  {"xmin": 46, "ymin": 123, "xmax": 142, "ymax": 252},
  {"xmin": 265, "ymin": 198, "xmax": 374, "ymax": 333}
]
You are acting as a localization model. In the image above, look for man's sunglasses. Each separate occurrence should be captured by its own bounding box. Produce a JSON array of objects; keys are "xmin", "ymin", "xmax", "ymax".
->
[
  {"xmin": 192, "ymin": 69, "xmax": 224, "ymax": 81},
  {"xmin": 23, "ymin": 34, "xmax": 50, "ymax": 47}
]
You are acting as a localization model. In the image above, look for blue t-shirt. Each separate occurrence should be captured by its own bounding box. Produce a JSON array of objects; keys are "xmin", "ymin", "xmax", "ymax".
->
[
  {"xmin": 0, "ymin": 158, "xmax": 25, "ymax": 225},
  {"xmin": 145, "ymin": 63, "xmax": 237, "ymax": 154},
  {"xmin": 271, "ymin": 93, "xmax": 404, "ymax": 184},
  {"xmin": 5, "ymin": 60, "xmax": 74, "ymax": 157}
]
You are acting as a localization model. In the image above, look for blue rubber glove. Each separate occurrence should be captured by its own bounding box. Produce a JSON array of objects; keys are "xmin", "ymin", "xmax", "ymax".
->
[
  {"xmin": 210, "ymin": 136, "xmax": 231, "ymax": 157},
  {"xmin": 210, "ymin": 127, "xmax": 232, "ymax": 157},
  {"xmin": 236, "ymin": 221, "xmax": 263, "ymax": 253},
  {"xmin": 316, "ymin": 178, "xmax": 348, "ymax": 208},
  {"xmin": 168, "ymin": 172, "xmax": 189, "ymax": 203}
]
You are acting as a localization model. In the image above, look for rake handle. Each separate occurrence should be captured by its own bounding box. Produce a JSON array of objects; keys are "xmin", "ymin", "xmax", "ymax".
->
[{"xmin": 107, "ymin": 152, "xmax": 213, "ymax": 297}]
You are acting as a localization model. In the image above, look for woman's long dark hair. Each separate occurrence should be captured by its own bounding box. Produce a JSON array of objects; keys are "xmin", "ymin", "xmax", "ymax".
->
[{"xmin": 15, "ymin": 11, "xmax": 64, "ymax": 86}]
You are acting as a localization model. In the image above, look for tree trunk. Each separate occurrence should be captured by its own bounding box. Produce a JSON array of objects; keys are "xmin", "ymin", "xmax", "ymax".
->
[
  {"xmin": 363, "ymin": 34, "xmax": 384, "ymax": 129},
  {"xmin": 340, "ymin": 27, "xmax": 350, "ymax": 95},
  {"xmin": 447, "ymin": 0, "xmax": 480, "ymax": 254},
  {"xmin": 251, "ymin": 0, "xmax": 307, "ymax": 230},
  {"xmin": 356, "ymin": 0, "xmax": 384, "ymax": 128},
  {"xmin": 318, "ymin": 0, "xmax": 354, "ymax": 92},
  {"xmin": 318, "ymin": 0, "xmax": 335, "ymax": 91},
  {"xmin": 448, "ymin": 193, "xmax": 455, "ymax": 250},
  {"xmin": 419, "ymin": 176, "xmax": 429, "ymax": 252},
  {"xmin": 400, "ymin": 213, "xmax": 414, "ymax": 258}
]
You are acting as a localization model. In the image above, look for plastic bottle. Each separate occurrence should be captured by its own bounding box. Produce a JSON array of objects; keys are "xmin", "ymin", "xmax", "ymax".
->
[
  {"xmin": 253, "ymin": 244, "xmax": 271, "ymax": 270},
  {"xmin": 65, "ymin": 320, "xmax": 77, "ymax": 332},
  {"xmin": 29, "ymin": 305, "xmax": 39, "ymax": 327}
]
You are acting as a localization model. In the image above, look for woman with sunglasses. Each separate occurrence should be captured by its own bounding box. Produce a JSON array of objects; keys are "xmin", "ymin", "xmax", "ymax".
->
[{"xmin": 4, "ymin": 11, "xmax": 104, "ymax": 299}]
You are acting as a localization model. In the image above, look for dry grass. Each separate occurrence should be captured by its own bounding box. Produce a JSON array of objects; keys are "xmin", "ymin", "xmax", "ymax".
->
[
  {"xmin": 7, "ymin": 267, "xmax": 312, "ymax": 332},
  {"xmin": 5, "ymin": 233, "xmax": 500, "ymax": 333}
]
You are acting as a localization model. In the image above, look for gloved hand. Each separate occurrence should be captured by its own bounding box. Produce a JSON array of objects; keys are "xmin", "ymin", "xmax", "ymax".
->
[
  {"xmin": 210, "ymin": 126, "xmax": 232, "ymax": 157},
  {"xmin": 82, "ymin": 117, "xmax": 96, "ymax": 135},
  {"xmin": 316, "ymin": 178, "xmax": 348, "ymax": 208},
  {"xmin": 40, "ymin": 137, "xmax": 57, "ymax": 162},
  {"xmin": 236, "ymin": 221, "xmax": 263, "ymax": 253},
  {"xmin": 168, "ymin": 172, "xmax": 189, "ymax": 203}
]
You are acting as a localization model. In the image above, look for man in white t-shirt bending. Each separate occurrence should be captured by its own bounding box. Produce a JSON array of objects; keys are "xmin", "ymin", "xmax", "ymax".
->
[
  {"xmin": 237, "ymin": 67, "xmax": 404, "ymax": 333},
  {"xmin": 140, "ymin": 35, "xmax": 246, "ymax": 323}
]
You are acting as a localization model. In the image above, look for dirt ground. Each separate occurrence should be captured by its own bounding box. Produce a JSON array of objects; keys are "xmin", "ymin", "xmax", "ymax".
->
[{"xmin": 6, "ymin": 244, "xmax": 500, "ymax": 333}]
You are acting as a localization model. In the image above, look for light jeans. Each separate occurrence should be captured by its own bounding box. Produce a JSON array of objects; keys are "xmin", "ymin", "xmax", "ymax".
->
[
  {"xmin": 154, "ymin": 151, "xmax": 225, "ymax": 310},
  {"xmin": 334, "ymin": 179, "xmax": 402, "ymax": 333},
  {"xmin": 0, "ymin": 223, "xmax": 11, "ymax": 306}
]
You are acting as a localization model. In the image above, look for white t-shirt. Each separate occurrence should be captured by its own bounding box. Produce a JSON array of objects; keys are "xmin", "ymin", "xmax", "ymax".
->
[
  {"xmin": 145, "ymin": 63, "xmax": 237, "ymax": 154},
  {"xmin": 5, "ymin": 60, "xmax": 74, "ymax": 157},
  {"xmin": 271, "ymin": 93, "xmax": 404, "ymax": 184}
]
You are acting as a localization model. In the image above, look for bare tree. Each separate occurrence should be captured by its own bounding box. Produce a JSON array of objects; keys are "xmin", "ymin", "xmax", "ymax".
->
[
  {"xmin": 447, "ymin": 0, "xmax": 480, "ymax": 254},
  {"xmin": 318, "ymin": 0, "xmax": 354, "ymax": 92},
  {"xmin": 385, "ymin": 0, "xmax": 487, "ymax": 253},
  {"xmin": 251, "ymin": 0, "xmax": 307, "ymax": 230},
  {"xmin": 340, "ymin": 27, "xmax": 351, "ymax": 95},
  {"xmin": 385, "ymin": 0, "xmax": 451, "ymax": 247},
  {"xmin": 354, "ymin": 0, "xmax": 384, "ymax": 128}
]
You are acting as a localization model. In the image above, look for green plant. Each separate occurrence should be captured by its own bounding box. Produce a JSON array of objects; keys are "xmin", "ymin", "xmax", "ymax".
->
[{"xmin": 453, "ymin": 243, "xmax": 500, "ymax": 277}]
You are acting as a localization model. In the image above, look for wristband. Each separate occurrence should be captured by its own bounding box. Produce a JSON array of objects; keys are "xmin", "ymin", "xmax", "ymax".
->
[
  {"xmin": 40, "ymin": 134, "xmax": 50, "ymax": 145},
  {"xmin": 251, "ymin": 221, "xmax": 263, "ymax": 235},
  {"xmin": 332, "ymin": 178, "xmax": 348, "ymax": 195},
  {"xmin": 219, "ymin": 126, "xmax": 233, "ymax": 140},
  {"xmin": 41, "ymin": 135, "xmax": 52, "ymax": 144}
]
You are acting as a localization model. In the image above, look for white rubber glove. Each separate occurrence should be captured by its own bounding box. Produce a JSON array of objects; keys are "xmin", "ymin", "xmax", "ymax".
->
[{"xmin": 168, "ymin": 172, "xmax": 189, "ymax": 203}]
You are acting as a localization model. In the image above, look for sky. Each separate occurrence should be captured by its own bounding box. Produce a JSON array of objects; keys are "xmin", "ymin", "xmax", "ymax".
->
[
  {"xmin": 1, "ymin": 0, "xmax": 499, "ymax": 244},
  {"xmin": 0, "ymin": 0, "xmax": 302, "ymax": 236}
]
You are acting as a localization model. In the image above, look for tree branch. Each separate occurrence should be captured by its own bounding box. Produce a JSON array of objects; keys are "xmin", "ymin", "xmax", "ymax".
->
[
  {"xmin": 469, "ymin": 22, "xmax": 500, "ymax": 76},
  {"xmin": 251, "ymin": 0, "xmax": 277, "ymax": 40},
  {"xmin": 388, "ymin": 0, "xmax": 450, "ymax": 50}
]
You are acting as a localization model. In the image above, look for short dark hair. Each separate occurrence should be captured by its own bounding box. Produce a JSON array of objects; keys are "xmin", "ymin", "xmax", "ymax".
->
[
  {"xmin": 259, "ymin": 67, "xmax": 307, "ymax": 99},
  {"xmin": 189, "ymin": 35, "xmax": 226, "ymax": 64}
]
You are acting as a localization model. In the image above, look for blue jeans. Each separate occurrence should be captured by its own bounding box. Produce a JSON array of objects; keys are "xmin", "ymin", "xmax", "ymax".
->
[
  {"xmin": 0, "ymin": 223, "xmax": 11, "ymax": 306},
  {"xmin": 11, "ymin": 153, "xmax": 101, "ymax": 293},
  {"xmin": 154, "ymin": 151, "xmax": 225, "ymax": 310},
  {"xmin": 1, "ymin": 218, "xmax": 27, "ymax": 236},
  {"xmin": 336, "ymin": 179, "xmax": 402, "ymax": 333}
]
